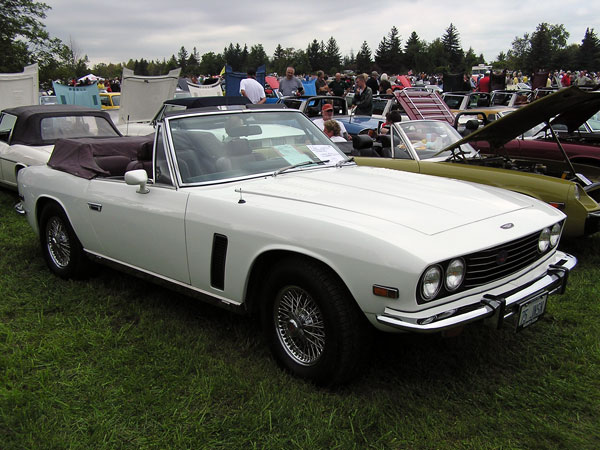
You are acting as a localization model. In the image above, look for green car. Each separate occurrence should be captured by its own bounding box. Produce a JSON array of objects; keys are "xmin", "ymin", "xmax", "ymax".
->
[{"xmin": 353, "ymin": 119, "xmax": 600, "ymax": 238}]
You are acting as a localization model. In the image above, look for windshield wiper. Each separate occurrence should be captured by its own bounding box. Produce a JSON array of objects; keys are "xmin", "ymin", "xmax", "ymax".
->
[
  {"xmin": 336, "ymin": 156, "xmax": 355, "ymax": 167},
  {"xmin": 274, "ymin": 159, "xmax": 329, "ymax": 176}
]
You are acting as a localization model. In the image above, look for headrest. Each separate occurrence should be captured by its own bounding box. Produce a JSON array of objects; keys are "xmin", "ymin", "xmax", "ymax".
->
[
  {"xmin": 226, "ymin": 139, "xmax": 251, "ymax": 156},
  {"xmin": 377, "ymin": 134, "xmax": 391, "ymax": 147},
  {"xmin": 138, "ymin": 140, "xmax": 153, "ymax": 161},
  {"xmin": 352, "ymin": 134, "xmax": 373, "ymax": 150}
]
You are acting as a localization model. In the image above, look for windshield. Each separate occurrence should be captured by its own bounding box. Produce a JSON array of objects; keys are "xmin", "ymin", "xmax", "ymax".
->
[
  {"xmin": 165, "ymin": 110, "xmax": 348, "ymax": 184},
  {"xmin": 395, "ymin": 120, "xmax": 476, "ymax": 159},
  {"xmin": 588, "ymin": 111, "xmax": 600, "ymax": 132}
]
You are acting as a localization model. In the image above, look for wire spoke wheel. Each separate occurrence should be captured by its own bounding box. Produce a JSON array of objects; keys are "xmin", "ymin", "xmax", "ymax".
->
[
  {"xmin": 274, "ymin": 285, "xmax": 326, "ymax": 367},
  {"xmin": 46, "ymin": 216, "xmax": 71, "ymax": 268}
]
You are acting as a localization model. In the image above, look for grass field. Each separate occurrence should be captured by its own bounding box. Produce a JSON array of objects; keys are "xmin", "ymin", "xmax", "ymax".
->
[{"xmin": 1, "ymin": 188, "xmax": 599, "ymax": 449}]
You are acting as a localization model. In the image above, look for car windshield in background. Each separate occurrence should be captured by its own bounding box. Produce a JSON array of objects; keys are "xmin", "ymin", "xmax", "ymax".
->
[
  {"xmin": 588, "ymin": 111, "xmax": 600, "ymax": 132},
  {"xmin": 166, "ymin": 111, "xmax": 348, "ymax": 184},
  {"xmin": 396, "ymin": 121, "xmax": 476, "ymax": 159},
  {"xmin": 40, "ymin": 115, "xmax": 120, "ymax": 140}
]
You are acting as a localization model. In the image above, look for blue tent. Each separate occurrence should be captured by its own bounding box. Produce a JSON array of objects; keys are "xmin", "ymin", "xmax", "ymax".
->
[
  {"xmin": 224, "ymin": 65, "xmax": 266, "ymax": 97},
  {"xmin": 53, "ymin": 82, "xmax": 101, "ymax": 109},
  {"xmin": 302, "ymin": 79, "xmax": 317, "ymax": 96}
]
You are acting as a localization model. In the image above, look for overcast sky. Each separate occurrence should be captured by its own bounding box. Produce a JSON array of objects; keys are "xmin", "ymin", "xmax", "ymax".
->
[{"xmin": 42, "ymin": 0, "xmax": 599, "ymax": 69}]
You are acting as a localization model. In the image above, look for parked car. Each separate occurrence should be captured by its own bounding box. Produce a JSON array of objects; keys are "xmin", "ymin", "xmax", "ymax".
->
[
  {"xmin": 350, "ymin": 118, "xmax": 600, "ymax": 238},
  {"xmin": 277, "ymin": 95, "xmax": 381, "ymax": 136},
  {"xmin": 457, "ymin": 86, "xmax": 600, "ymax": 185},
  {"xmin": 99, "ymin": 92, "xmax": 121, "ymax": 110},
  {"xmin": 17, "ymin": 105, "xmax": 575, "ymax": 385},
  {"xmin": 0, "ymin": 104, "xmax": 122, "ymax": 189}
]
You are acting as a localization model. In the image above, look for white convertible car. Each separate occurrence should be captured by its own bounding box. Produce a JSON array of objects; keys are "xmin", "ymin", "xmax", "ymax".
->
[
  {"xmin": 17, "ymin": 106, "xmax": 576, "ymax": 384},
  {"xmin": 0, "ymin": 105, "xmax": 122, "ymax": 189}
]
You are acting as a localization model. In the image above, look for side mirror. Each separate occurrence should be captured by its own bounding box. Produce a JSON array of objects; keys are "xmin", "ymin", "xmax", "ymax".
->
[{"xmin": 125, "ymin": 169, "xmax": 150, "ymax": 194}]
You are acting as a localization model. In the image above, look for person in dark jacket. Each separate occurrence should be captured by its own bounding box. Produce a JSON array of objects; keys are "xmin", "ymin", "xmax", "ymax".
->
[
  {"xmin": 351, "ymin": 73, "xmax": 373, "ymax": 116},
  {"xmin": 366, "ymin": 71, "xmax": 379, "ymax": 94}
]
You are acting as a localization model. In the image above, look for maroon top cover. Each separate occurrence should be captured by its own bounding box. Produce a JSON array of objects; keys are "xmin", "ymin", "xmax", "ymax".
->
[{"xmin": 48, "ymin": 136, "xmax": 153, "ymax": 179}]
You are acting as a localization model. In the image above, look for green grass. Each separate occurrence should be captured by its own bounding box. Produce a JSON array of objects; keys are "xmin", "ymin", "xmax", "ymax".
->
[{"xmin": 1, "ymin": 188, "xmax": 599, "ymax": 449}]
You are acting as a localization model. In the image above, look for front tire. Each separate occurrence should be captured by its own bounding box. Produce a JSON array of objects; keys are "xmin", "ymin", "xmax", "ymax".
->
[
  {"xmin": 39, "ymin": 203, "xmax": 89, "ymax": 279},
  {"xmin": 261, "ymin": 257, "xmax": 371, "ymax": 385}
]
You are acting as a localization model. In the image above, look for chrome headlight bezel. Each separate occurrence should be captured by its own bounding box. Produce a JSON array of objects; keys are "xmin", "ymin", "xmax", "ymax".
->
[
  {"xmin": 550, "ymin": 222, "xmax": 561, "ymax": 248},
  {"xmin": 420, "ymin": 265, "xmax": 443, "ymax": 301},
  {"xmin": 445, "ymin": 258, "xmax": 466, "ymax": 292},
  {"xmin": 538, "ymin": 227, "xmax": 551, "ymax": 253}
]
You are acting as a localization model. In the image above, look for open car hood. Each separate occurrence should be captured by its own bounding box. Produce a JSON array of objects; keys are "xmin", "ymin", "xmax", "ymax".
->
[{"xmin": 445, "ymin": 86, "xmax": 600, "ymax": 151}]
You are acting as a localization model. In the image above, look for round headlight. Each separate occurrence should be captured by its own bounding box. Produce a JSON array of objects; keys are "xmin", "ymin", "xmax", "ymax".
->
[
  {"xmin": 538, "ymin": 227, "xmax": 551, "ymax": 252},
  {"xmin": 445, "ymin": 258, "xmax": 465, "ymax": 291},
  {"xmin": 421, "ymin": 265, "xmax": 442, "ymax": 300},
  {"xmin": 550, "ymin": 223, "xmax": 561, "ymax": 247}
]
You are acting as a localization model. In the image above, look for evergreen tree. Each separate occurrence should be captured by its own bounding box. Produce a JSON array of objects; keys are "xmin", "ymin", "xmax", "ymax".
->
[
  {"xmin": 342, "ymin": 49, "xmax": 356, "ymax": 72},
  {"xmin": 307, "ymin": 39, "xmax": 327, "ymax": 72},
  {"xmin": 404, "ymin": 31, "xmax": 425, "ymax": 73},
  {"xmin": 355, "ymin": 41, "xmax": 372, "ymax": 74},
  {"xmin": 187, "ymin": 47, "xmax": 200, "ymax": 76},
  {"xmin": 272, "ymin": 44, "xmax": 286, "ymax": 75},
  {"xmin": 248, "ymin": 44, "xmax": 268, "ymax": 72},
  {"xmin": 374, "ymin": 27, "xmax": 402, "ymax": 74},
  {"xmin": 579, "ymin": 28, "xmax": 600, "ymax": 71},
  {"xmin": 324, "ymin": 37, "xmax": 342, "ymax": 73},
  {"xmin": 442, "ymin": 23, "xmax": 464, "ymax": 72},
  {"xmin": 177, "ymin": 46, "xmax": 188, "ymax": 73}
]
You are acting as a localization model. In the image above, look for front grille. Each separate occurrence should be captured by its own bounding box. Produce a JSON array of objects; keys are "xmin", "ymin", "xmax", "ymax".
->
[
  {"xmin": 463, "ymin": 231, "xmax": 542, "ymax": 289},
  {"xmin": 416, "ymin": 227, "xmax": 555, "ymax": 304}
]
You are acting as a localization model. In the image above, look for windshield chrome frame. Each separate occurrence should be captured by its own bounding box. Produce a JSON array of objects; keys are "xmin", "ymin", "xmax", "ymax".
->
[{"xmin": 162, "ymin": 108, "xmax": 350, "ymax": 188}]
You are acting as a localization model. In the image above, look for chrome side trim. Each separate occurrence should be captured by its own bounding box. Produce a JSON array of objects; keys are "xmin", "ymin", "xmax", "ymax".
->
[
  {"xmin": 376, "ymin": 252, "xmax": 577, "ymax": 333},
  {"xmin": 84, "ymin": 249, "xmax": 244, "ymax": 312}
]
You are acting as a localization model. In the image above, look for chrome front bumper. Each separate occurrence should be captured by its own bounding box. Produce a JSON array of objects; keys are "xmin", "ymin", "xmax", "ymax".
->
[{"xmin": 376, "ymin": 252, "xmax": 577, "ymax": 333}]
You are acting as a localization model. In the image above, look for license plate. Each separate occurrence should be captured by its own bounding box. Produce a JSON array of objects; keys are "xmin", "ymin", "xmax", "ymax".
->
[{"xmin": 517, "ymin": 293, "xmax": 548, "ymax": 331}]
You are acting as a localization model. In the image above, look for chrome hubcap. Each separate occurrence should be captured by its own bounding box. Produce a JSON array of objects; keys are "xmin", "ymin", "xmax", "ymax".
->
[
  {"xmin": 274, "ymin": 286, "xmax": 325, "ymax": 366},
  {"xmin": 46, "ymin": 217, "xmax": 71, "ymax": 268}
]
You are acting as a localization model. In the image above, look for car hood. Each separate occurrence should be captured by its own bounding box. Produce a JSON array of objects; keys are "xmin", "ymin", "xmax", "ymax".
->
[
  {"xmin": 445, "ymin": 86, "xmax": 600, "ymax": 151},
  {"xmin": 238, "ymin": 166, "xmax": 535, "ymax": 235}
]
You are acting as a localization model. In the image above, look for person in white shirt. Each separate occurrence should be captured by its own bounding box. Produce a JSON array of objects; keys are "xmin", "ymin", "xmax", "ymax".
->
[
  {"xmin": 240, "ymin": 69, "xmax": 266, "ymax": 104},
  {"xmin": 312, "ymin": 103, "xmax": 348, "ymax": 139},
  {"xmin": 323, "ymin": 119, "xmax": 347, "ymax": 142}
]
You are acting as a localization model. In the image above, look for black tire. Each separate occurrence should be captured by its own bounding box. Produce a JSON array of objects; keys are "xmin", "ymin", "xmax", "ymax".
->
[
  {"xmin": 39, "ymin": 203, "xmax": 89, "ymax": 279},
  {"xmin": 260, "ymin": 257, "xmax": 372, "ymax": 386}
]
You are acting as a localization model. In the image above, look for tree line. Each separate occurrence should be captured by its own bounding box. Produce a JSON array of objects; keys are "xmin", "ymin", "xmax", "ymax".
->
[{"xmin": 2, "ymin": 0, "xmax": 599, "ymax": 84}]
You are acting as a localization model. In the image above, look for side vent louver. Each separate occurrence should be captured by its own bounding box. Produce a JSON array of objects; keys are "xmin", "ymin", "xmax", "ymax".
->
[{"xmin": 210, "ymin": 234, "xmax": 228, "ymax": 290}]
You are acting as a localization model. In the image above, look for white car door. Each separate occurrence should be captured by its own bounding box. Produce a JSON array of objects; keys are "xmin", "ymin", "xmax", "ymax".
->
[{"xmin": 84, "ymin": 130, "xmax": 190, "ymax": 284}]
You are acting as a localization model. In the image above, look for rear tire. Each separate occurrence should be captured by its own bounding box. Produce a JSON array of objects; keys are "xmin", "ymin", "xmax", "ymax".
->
[
  {"xmin": 39, "ymin": 203, "xmax": 89, "ymax": 279},
  {"xmin": 260, "ymin": 257, "xmax": 372, "ymax": 386}
]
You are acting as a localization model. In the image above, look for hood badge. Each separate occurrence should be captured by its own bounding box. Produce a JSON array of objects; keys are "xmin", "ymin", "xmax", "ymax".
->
[{"xmin": 500, "ymin": 223, "xmax": 514, "ymax": 229}]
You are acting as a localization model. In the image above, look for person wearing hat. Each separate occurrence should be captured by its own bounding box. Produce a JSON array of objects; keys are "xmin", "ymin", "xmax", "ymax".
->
[
  {"xmin": 367, "ymin": 71, "xmax": 379, "ymax": 94},
  {"xmin": 312, "ymin": 103, "xmax": 349, "ymax": 140}
]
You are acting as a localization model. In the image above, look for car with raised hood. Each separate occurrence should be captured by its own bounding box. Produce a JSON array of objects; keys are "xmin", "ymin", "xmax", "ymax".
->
[
  {"xmin": 17, "ymin": 105, "xmax": 576, "ymax": 385},
  {"xmin": 468, "ymin": 88, "xmax": 600, "ymax": 175},
  {"xmin": 353, "ymin": 87, "xmax": 600, "ymax": 238},
  {"xmin": 0, "ymin": 104, "xmax": 122, "ymax": 189}
]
